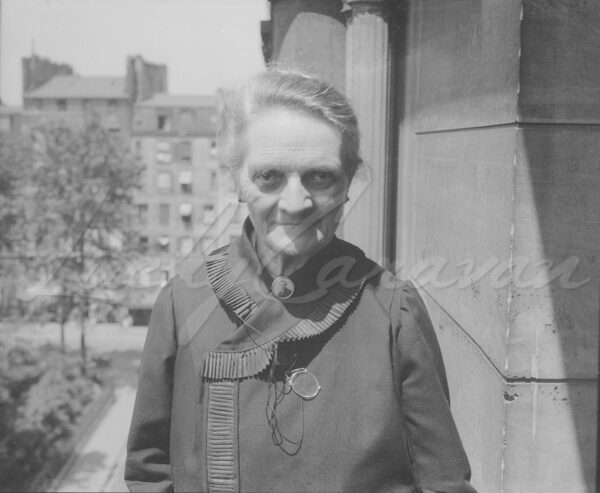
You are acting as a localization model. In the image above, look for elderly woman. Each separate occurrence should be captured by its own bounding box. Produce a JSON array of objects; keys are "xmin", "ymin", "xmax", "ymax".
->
[{"xmin": 126, "ymin": 69, "xmax": 476, "ymax": 493}]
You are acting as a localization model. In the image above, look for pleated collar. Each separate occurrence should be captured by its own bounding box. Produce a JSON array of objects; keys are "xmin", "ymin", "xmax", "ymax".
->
[{"xmin": 202, "ymin": 219, "xmax": 378, "ymax": 381}]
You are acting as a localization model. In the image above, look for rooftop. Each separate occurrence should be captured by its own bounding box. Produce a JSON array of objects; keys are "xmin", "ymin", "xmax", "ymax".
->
[
  {"xmin": 137, "ymin": 93, "xmax": 216, "ymax": 108},
  {"xmin": 24, "ymin": 75, "xmax": 128, "ymax": 99}
]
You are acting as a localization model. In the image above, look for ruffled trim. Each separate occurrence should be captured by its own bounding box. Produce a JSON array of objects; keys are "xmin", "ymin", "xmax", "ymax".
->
[
  {"xmin": 203, "ymin": 345, "xmax": 275, "ymax": 380},
  {"xmin": 203, "ymin": 245, "xmax": 367, "ymax": 380},
  {"xmin": 206, "ymin": 381, "xmax": 238, "ymax": 492},
  {"xmin": 205, "ymin": 244, "xmax": 257, "ymax": 322}
]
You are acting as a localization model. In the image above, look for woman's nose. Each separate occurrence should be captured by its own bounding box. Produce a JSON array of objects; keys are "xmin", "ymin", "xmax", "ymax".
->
[{"xmin": 279, "ymin": 177, "xmax": 313, "ymax": 214}]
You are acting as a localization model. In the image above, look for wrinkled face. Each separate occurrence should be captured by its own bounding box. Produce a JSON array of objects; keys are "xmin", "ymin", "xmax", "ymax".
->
[{"xmin": 237, "ymin": 108, "xmax": 350, "ymax": 261}]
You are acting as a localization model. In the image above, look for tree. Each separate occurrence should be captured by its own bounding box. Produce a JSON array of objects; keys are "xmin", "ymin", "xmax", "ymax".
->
[
  {"xmin": 19, "ymin": 122, "xmax": 143, "ymax": 366},
  {"xmin": 0, "ymin": 134, "xmax": 28, "ymax": 319}
]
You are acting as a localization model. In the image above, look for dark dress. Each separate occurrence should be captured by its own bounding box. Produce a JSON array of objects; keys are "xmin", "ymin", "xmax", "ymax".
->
[{"xmin": 125, "ymin": 222, "xmax": 476, "ymax": 493}]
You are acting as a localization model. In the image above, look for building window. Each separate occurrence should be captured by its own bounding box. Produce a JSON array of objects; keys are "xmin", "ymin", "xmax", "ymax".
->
[
  {"xmin": 177, "ymin": 141, "xmax": 192, "ymax": 161},
  {"xmin": 210, "ymin": 140, "xmax": 217, "ymax": 158},
  {"xmin": 178, "ymin": 109, "xmax": 195, "ymax": 133},
  {"xmin": 179, "ymin": 171, "xmax": 193, "ymax": 194},
  {"xmin": 203, "ymin": 203, "xmax": 215, "ymax": 223},
  {"xmin": 156, "ymin": 141, "xmax": 171, "ymax": 163},
  {"xmin": 158, "ymin": 236, "xmax": 170, "ymax": 253},
  {"xmin": 105, "ymin": 114, "xmax": 120, "ymax": 131},
  {"xmin": 179, "ymin": 203, "xmax": 192, "ymax": 229},
  {"xmin": 138, "ymin": 204, "xmax": 148, "ymax": 223},
  {"xmin": 139, "ymin": 235, "xmax": 148, "ymax": 251},
  {"xmin": 157, "ymin": 172, "xmax": 172, "ymax": 193},
  {"xmin": 157, "ymin": 114, "xmax": 171, "ymax": 131},
  {"xmin": 175, "ymin": 141, "xmax": 192, "ymax": 161},
  {"xmin": 179, "ymin": 237, "xmax": 194, "ymax": 256},
  {"xmin": 159, "ymin": 204, "xmax": 170, "ymax": 226},
  {"xmin": 57, "ymin": 99, "xmax": 67, "ymax": 111}
]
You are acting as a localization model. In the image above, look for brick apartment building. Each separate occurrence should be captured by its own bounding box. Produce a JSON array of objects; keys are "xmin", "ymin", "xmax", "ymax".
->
[
  {"xmin": 127, "ymin": 92, "xmax": 245, "ymax": 320},
  {"xmin": 1, "ymin": 54, "xmax": 243, "ymax": 324}
]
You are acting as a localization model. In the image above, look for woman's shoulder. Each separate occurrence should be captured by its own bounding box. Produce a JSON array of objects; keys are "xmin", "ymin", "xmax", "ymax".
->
[
  {"xmin": 367, "ymin": 272, "xmax": 424, "ymax": 318},
  {"xmin": 348, "ymin": 248, "xmax": 448, "ymax": 390},
  {"xmin": 336, "ymin": 239, "xmax": 415, "ymax": 304},
  {"xmin": 150, "ymin": 257, "xmax": 216, "ymax": 320},
  {"xmin": 336, "ymin": 241, "xmax": 431, "ymax": 328}
]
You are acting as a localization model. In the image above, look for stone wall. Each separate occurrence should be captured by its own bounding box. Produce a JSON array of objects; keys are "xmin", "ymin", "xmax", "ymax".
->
[{"xmin": 396, "ymin": 1, "xmax": 599, "ymax": 491}]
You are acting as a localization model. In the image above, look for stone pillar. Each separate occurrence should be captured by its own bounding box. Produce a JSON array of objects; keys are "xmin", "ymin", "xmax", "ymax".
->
[
  {"xmin": 342, "ymin": 0, "xmax": 393, "ymax": 266},
  {"xmin": 269, "ymin": 0, "xmax": 347, "ymax": 92}
]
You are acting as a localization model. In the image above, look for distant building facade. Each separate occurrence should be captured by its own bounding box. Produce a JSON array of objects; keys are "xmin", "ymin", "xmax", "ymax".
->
[
  {"xmin": 126, "ymin": 55, "xmax": 168, "ymax": 104},
  {"xmin": 22, "ymin": 54, "xmax": 74, "ymax": 94},
  {"xmin": 18, "ymin": 55, "xmax": 167, "ymax": 140},
  {"xmin": 127, "ymin": 93, "xmax": 243, "ymax": 320},
  {"xmin": 22, "ymin": 75, "xmax": 132, "ymax": 138},
  {"xmin": 3, "ymin": 54, "xmax": 245, "ymax": 324}
]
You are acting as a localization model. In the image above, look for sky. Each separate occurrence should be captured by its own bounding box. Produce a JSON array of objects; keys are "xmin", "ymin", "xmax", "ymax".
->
[{"xmin": 0, "ymin": 0, "xmax": 270, "ymax": 105}]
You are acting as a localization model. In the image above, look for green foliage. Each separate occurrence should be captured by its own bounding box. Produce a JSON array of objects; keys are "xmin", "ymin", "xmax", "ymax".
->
[
  {"xmin": 0, "ymin": 136, "xmax": 22, "ymax": 249},
  {"xmin": 0, "ymin": 136, "xmax": 29, "ymax": 319},
  {"xmin": 0, "ymin": 338, "xmax": 104, "ymax": 492},
  {"xmin": 12, "ymin": 122, "xmax": 143, "ymax": 321}
]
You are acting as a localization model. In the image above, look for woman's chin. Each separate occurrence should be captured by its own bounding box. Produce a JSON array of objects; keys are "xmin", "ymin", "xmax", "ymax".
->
[{"xmin": 267, "ymin": 232, "xmax": 325, "ymax": 260}]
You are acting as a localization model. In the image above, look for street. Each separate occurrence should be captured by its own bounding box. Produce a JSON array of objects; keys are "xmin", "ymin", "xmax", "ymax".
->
[{"xmin": 2, "ymin": 321, "xmax": 148, "ymax": 353}]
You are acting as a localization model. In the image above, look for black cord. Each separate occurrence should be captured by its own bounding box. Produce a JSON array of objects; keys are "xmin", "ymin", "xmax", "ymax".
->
[{"xmin": 265, "ymin": 345, "xmax": 305, "ymax": 455}]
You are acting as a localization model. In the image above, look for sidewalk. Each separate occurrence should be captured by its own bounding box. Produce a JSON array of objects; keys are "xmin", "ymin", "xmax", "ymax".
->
[
  {"xmin": 40, "ymin": 324, "xmax": 147, "ymax": 493},
  {"xmin": 53, "ymin": 385, "xmax": 136, "ymax": 493}
]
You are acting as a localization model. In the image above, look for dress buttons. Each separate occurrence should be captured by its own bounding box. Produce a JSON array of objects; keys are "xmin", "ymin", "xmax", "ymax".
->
[{"xmin": 271, "ymin": 276, "xmax": 294, "ymax": 300}]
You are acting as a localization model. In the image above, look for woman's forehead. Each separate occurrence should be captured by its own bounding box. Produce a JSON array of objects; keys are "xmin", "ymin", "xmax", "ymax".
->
[
  {"xmin": 243, "ymin": 108, "xmax": 342, "ymax": 162},
  {"xmin": 247, "ymin": 108, "xmax": 340, "ymax": 141}
]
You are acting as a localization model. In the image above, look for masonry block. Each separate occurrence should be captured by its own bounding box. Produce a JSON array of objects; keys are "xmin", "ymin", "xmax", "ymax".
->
[
  {"xmin": 509, "ymin": 126, "xmax": 600, "ymax": 378},
  {"xmin": 519, "ymin": 0, "xmax": 600, "ymax": 123},
  {"xmin": 408, "ymin": 127, "xmax": 516, "ymax": 371},
  {"xmin": 422, "ymin": 288, "xmax": 597, "ymax": 493},
  {"xmin": 413, "ymin": 0, "xmax": 521, "ymax": 131}
]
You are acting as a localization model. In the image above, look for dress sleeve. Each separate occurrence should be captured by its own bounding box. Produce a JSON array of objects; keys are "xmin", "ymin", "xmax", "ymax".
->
[
  {"xmin": 125, "ymin": 282, "xmax": 177, "ymax": 493},
  {"xmin": 392, "ymin": 281, "xmax": 477, "ymax": 493}
]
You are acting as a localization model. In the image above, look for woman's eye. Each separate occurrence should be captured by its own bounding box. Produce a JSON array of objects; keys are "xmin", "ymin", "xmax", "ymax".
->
[
  {"xmin": 253, "ymin": 170, "xmax": 283, "ymax": 189},
  {"xmin": 304, "ymin": 171, "xmax": 335, "ymax": 189}
]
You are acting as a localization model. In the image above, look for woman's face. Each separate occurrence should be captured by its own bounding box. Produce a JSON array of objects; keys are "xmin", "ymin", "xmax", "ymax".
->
[{"xmin": 238, "ymin": 108, "xmax": 350, "ymax": 261}]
